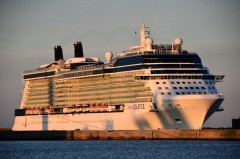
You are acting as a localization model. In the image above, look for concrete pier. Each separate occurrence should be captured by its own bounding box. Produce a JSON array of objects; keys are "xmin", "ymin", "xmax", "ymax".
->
[{"xmin": 0, "ymin": 129, "xmax": 240, "ymax": 141}]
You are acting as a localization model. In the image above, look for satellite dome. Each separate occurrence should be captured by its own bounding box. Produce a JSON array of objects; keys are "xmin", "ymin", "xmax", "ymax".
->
[
  {"xmin": 105, "ymin": 51, "xmax": 113, "ymax": 63},
  {"xmin": 174, "ymin": 38, "xmax": 183, "ymax": 45},
  {"xmin": 145, "ymin": 38, "xmax": 153, "ymax": 45},
  {"xmin": 145, "ymin": 38, "xmax": 153, "ymax": 50}
]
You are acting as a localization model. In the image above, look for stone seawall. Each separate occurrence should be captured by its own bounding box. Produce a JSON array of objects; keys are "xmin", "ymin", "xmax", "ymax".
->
[{"xmin": 0, "ymin": 129, "xmax": 240, "ymax": 141}]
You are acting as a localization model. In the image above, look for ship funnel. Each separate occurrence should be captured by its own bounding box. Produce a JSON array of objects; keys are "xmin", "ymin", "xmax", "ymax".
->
[
  {"xmin": 54, "ymin": 45, "xmax": 64, "ymax": 61},
  {"xmin": 73, "ymin": 41, "xmax": 84, "ymax": 57}
]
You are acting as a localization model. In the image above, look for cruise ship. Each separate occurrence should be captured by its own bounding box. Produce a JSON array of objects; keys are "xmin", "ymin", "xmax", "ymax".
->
[{"xmin": 13, "ymin": 23, "xmax": 224, "ymax": 131}]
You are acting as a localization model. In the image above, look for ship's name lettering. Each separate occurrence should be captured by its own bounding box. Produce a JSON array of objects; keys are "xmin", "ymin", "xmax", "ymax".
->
[{"xmin": 127, "ymin": 104, "xmax": 145, "ymax": 109}]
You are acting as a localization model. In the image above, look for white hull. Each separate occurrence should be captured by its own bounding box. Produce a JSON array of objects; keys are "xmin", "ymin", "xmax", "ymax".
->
[{"xmin": 13, "ymin": 95, "xmax": 223, "ymax": 130}]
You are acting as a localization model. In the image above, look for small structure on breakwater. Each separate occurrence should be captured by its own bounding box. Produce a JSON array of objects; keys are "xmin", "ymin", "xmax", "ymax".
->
[{"xmin": 232, "ymin": 118, "xmax": 240, "ymax": 129}]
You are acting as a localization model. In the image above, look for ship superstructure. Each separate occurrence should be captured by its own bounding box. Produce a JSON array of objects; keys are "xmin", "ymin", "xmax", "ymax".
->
[{"xmin": 13, "ymin": 23, "xmax": 224, "ymax": 130}]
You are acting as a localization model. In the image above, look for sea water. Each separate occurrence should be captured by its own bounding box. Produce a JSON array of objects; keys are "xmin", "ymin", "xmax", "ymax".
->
[{"xmin": 0, "ymin": 140, "xmax": 239, "ymax": 159}]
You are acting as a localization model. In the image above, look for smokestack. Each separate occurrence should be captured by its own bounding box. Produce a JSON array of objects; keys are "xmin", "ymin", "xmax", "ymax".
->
[
  {"xmin": 54, "ymin": 45, "xmax": 64, "ymax": 61},
  {"xmin": 73, "ymin": 41, "xmax": 84, "ymax": 57}
]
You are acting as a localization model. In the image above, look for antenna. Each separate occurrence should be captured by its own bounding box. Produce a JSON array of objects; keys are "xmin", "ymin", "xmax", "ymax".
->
[{"xmin": 140, "ymin": 22, "xmax": 150, "ymax": 46}]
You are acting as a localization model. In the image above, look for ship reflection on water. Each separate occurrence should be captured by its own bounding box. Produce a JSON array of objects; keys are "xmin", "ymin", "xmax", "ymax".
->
[{"xmin": 0, "ymin": 140, "xmax": 239, "ymax": 159}]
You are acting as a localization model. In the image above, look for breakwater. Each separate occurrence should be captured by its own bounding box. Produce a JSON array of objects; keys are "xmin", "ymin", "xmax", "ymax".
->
[{"xmin": 0, "ymin": 129, "xmax": 240, "ymax": 141}]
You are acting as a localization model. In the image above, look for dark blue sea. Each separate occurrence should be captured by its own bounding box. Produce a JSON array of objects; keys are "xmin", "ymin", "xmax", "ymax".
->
[{"xmin": 0, "ymin": 140, "xmax": 239, "ymax": 159}]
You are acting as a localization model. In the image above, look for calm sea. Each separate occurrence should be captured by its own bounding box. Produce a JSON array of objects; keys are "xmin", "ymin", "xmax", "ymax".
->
[{"xmin": 0, "ymin": 140, "xmax": 239, "ymax": 159}]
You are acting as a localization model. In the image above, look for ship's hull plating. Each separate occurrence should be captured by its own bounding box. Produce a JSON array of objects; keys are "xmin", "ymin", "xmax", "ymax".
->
[{"xmin": 12, "ymin": 95, "xmax": 223, "ymax": 130}]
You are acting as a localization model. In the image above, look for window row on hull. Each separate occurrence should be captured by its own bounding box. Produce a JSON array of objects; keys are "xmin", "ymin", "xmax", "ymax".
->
[
  {"xmin": 54, "ymin": 90, "xmax": 151, "ymax": 97},
  {"xmin": 151, "ymin": 70, "xmax": 208, "ymax": 74},
  {"xmin": 134, "ymin": 75, "xmax": 217, "ymax": 80},
  {"xmin": 116, "ymin": 54, "xmax": 202, "ymax": 66},
  {"xmin": 23, "ymin": 71, "xmax": 55, "ymax": 79},
  {"xmin": 53, "ymin": 98, "xmax": 152, "ymax": 107},
  {"xmin": 24, "ymin": 64, "xmax": 204, "ymax": 81},
  {"xmin": 160, "ymin": 91, "xmax": 220, "ymax": 96}
]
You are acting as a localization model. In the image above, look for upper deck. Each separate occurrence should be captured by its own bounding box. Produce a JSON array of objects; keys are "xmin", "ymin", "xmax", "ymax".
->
[{"xmin": 22, "ymin": 23, "xmax": 223, "ymax": 82}]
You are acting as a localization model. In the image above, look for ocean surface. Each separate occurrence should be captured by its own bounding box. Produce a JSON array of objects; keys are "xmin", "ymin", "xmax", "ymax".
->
[{"xmin": 0, "ymin": 140, "xmax": 239, "ymax": 159}]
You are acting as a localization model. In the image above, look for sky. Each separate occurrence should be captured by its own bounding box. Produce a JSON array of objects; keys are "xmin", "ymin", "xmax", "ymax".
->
[{"xmin": 0, "ymin": 0, "xmax": 240, "ymax": 128}]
